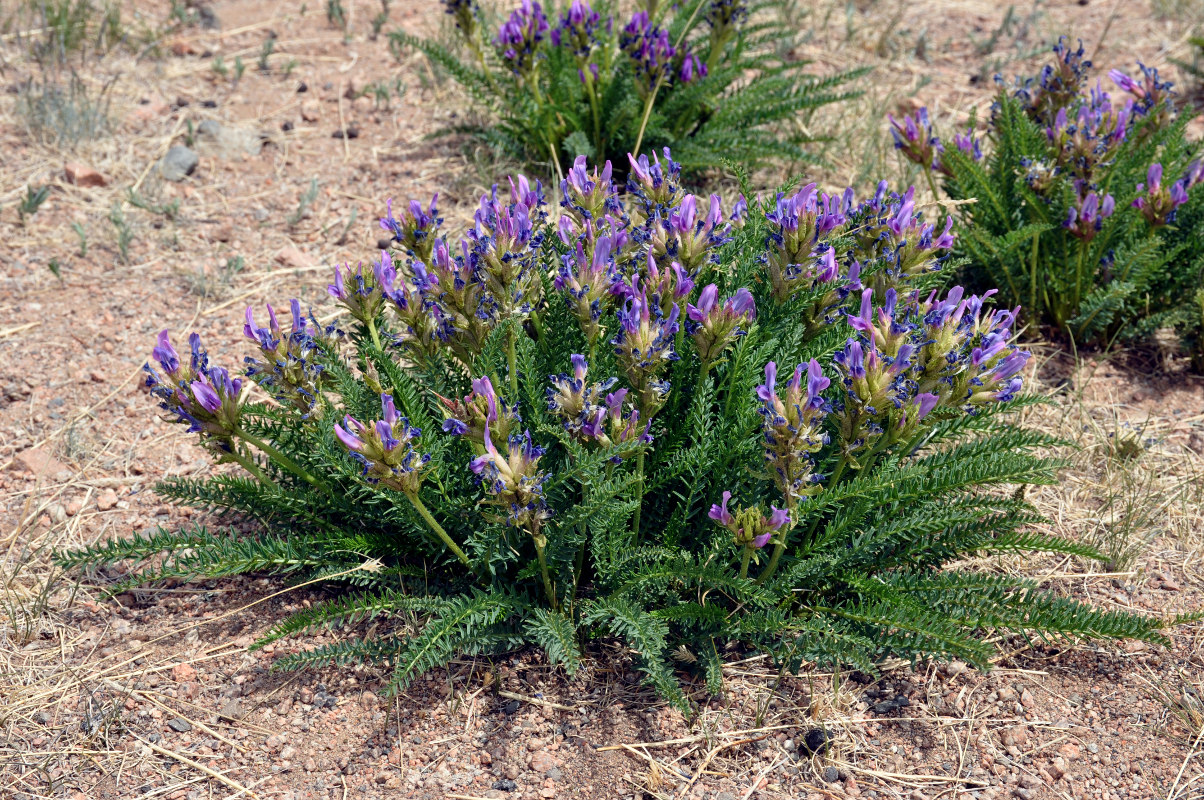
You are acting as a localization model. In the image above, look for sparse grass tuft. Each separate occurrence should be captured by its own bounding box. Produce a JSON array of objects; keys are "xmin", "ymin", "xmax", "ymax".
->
[{"xmin": 14, "ymin": 70, "xmax": 114, "ymax": 148}]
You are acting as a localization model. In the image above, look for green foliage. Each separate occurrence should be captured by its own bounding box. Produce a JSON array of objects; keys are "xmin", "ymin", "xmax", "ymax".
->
[
  {"xmin": 59, "ymin": 153, "xmax": 1186, "ymax": 710},
  {"xmin": 389, "ymin": 0, "xmax": 866, "ymax": 175},
  {"xmin": 918, "ymin": 38, "xmax": 1204, "ymax": 359},
  {"xmin": 18, "ymin": 184, "xmax": 51, "ymax": 225}
]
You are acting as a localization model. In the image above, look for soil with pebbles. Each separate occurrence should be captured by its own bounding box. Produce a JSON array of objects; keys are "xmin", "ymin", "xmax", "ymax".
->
[{"xmin": 2, "ymin": 1, "xmax": 1204, "ymax": 799}]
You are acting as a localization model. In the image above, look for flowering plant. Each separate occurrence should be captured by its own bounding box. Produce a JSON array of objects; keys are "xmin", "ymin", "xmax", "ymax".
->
[
  {"xmin": 390, "ymin": 0, "xmax": 865, "ymax": 175},
  {"xmin": 897, "ymin": 37, "xmax": 1204, "ymax": 359},
  {"xmin": 61, "ymin": 151, "xmax": 1181, "ymax": 707}
]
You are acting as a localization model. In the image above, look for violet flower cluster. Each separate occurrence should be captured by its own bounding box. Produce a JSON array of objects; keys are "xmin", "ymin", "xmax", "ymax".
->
[
  {"xmin": 709, "ymin": 491, "xmax": 789, "ymax": 551},
  {"xmin": 619, "ymin": 11, "xmax": 705, "ymax": 94},
  {"xmin": 1132, "ymin": 163, "xmax": 1191, "ymax": 227},
  {"xmin": 335, "ymin": 394, "xmax": 430, "ymax": 496},
  {"xmin": 496, "ymin": 0, "xmax": 549, "ymax": 76},
  {"xmin": 243, "ymin": 300, "xmax": 336, "ymax": 417},
  {"xmin": 831, "ymin": 284, "xmax": 1029, "ymax": 459},
  {"xmin": 145, "ymin": 331, "xmax": 244, "ymax": 457}
]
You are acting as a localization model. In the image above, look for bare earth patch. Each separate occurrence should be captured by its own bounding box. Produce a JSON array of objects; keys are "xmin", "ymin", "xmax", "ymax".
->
[{"xmin": 2, "ymin": 1, "xmax": 1203, "ymax": 799}]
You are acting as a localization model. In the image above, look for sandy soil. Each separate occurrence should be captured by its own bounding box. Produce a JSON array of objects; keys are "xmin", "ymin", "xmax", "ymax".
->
[{"xmin": 2, "ymin": 1, "xmax": 1203, "ymax": 799}]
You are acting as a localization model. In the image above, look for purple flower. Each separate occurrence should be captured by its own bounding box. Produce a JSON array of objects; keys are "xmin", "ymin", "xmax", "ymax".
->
[
  {"xmin": 152, "ymin": 329, "xmax": 180, "ymax": 375},
  {"xmin": 550, "ymin": 0, "xmax": 601, "ymax": 59},
  {"xmin": 708, "ymin": 490, "xmax": 734, "ymax": 526},
  {"xmin": 560, "ymin": 155, "xmax": 620, "ymax": 222},
  {"xmin": 1064, "ymin": 191, "xmax": 1115, "ymax": 241},
  {"xmin": 546, "ymin": 354, "xmax": 619, "ymax": 440},
  {"xmin": 889, "ymin": 107, "xmax": 942, "ymax": 171},
  {"xmin": 709, "ymin": 492, "xmax": 790, "ymax": 550},
  {"xmin": 439, "ymin": 375, "xmax": 520, "ymax": 448},
  {"xmin": 145, "ymin": 331, "xmax": 244, "ymax": 455},
  {"xmin": 626, "ymin": 147, "xmax": 683, "ymax": 218},
  {"xmin": 679, "ymin": 52, "xmax": 706, "ymax": 83},
  {"xmin": 611, "ymin": 277, "xmax": 679, "ymax": 416},
  {"xmin": 686, "ymin": 284, "xmax": 756, "ymax": 365},
  {"xmin": 756, "ymin": 360, "xmax": 829, "ymax": 503},
  {"xmin": 763, "ymin": 184, "xmax": 851, "ymax": 301},
  {"xmin": 952, "ymin": 129, "xmax": 983, "ymax": 161},
  {"xmin": 468, "ymin": 420, "xmax": 550, "ymax": 529},
  {"xmin": 1133, "ymin": 162, "xmax": 1192, "ymax": 227},
  {"xmin": 555, "ymin": 232, "xmax": 620, "ymax": 346},
  {"xmin": 334, "ymin": 394, "xmax": 430, "ymax": 495},
  {"xmin": 620, "ymin": 12, "xmax": 675, "ymax": 93},
  {"xmin": 243, "ymin": 300, "xmax": 330, "ymax": 416},
  {"xmin": 647, "ymin": 193, "xmax": 732, "ymax": 271},
  {"xmin": 327, "ymin": 257, "xmax": 392, "ymax": 325},
  {"xmin": 380, "ymin": 195, "xmax": 441, "ymax": 261},
  {"xmin": 496, "ymin": 0, "xmax": 549, "ymax": 75}
]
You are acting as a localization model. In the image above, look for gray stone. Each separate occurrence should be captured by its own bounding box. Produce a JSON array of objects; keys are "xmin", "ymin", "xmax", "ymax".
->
[
  {"xmin": 167, "ymin": 717, "xmax": 192, "ymax": 732},
  {"xmin": 158, "ymin": 145, "xmax": 198, "ymax": 181},
  {"xmin": 823, "ymin": 766, "xmax": 840, "ymax": 783},
  {"xmin": 195, "ymin": 119, "xmax": 263, "ymax": 158}
]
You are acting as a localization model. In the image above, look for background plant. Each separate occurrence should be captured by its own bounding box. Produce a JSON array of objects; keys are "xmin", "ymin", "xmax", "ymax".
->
[
  {"xmin": 390, "ymin": 0, "xmax": 867, "ymax": 177},
  {"xmin": 897, "ymin": 37, "xmax": 1204, "ymax": 360},
  {"xmin": 59, "ymin": 150, "xmax": 1188, "ymax": 708}
]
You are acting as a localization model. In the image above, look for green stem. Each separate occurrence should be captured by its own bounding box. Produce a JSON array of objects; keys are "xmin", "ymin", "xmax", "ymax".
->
[
  {"xmin": 632, "ymin": 80, "xmax": 662, "ymax": 159},
  {"xmin": 365, "ymin": 316, "xmax": 383, "ymax": 352},
  {"xmin": 924, "ymin": 167, "xmax": 945, "ymax": 216},
  {"xmin": 406, "ymin": 492, "xmax": 471, "ymax": 566},
  {"xmin": 1030, "ymin": 233, "xmax": 1041, "ymax": 324},
  {"xmin": 529, "ymin": 309, "xmax": 546, "ymax": 345},
  {"xmin": 695, "ymin": 361, "xmax": 711, "ymax": 399},
  {"xmin": 507, "ymin": 324, "xmax": 519, "ymax": 399},
  {"xmin": 534, "ymin": 535, "xmax": 558, "ymax": 610},
  {"xmin": 237, "ymin": 429, "xmax": 325, "ymax": 490},
  {"xmin": 570, "ymin": 537, "xmax": 586, "ymax": 612},
  {"xmin": 631, "ymin": 451, "xmax": 646, "ymax": 543},
  {"xmin": 586, "ymin": 77, "xmax": 603, "ymax": 157},
  {"xmin": 1072, "ymin": 243, "xmax": 1086, "ymax": 328},
  {"xmin": 738, "ymin": 544, "xmax": 752, "ymax": 580},
  {"xmin": 226, "ymin": 446, "xmax": 278, "ymax": 489}
]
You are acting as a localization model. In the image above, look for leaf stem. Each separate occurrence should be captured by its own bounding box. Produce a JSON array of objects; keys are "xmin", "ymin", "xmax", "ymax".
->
[
  {"xmin": 534, "ymin": 532, "xmax": 558, "ymax": 610},
  {"xmin": 406, "ymin": 492, "xmax": 471, "ymax": 566},
  {"xmin": 365, "ymin": 316, "xmax": 383, "ymax": 352},
  {"xmin": 226, "ymin": 446, "xmax": 278, "ymax": 489},
  {"xmin": 237, "ymin": 429, "xmax": 325, "ymax": 490},
  {"xmin": 507, "ymin": 323, "xmax": 519, "ymax": 399},
  {"xmin": 631, "ymin": 451, "xmax": 646, "ymax": 543},
  {"xmin": 738, "ymin": 544, "xmax": 752, "ymax": 580}
]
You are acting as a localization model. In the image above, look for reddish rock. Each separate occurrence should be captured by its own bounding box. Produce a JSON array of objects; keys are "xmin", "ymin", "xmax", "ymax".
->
[
  {"xmin": 15, "ymin": 447, "xmax": 72, "ymax": 478},
  {"xmin": 529, "ymin": 750, "xmax": 561, "ymax": 774},
  {"xmin": 171, "ymin": 662, "xmax": 197, "ymax": 683},
  {"xmin": 64, "ymin": 163, "xmax": 107, "ymax": 187},
  {"xmin": 275, "ymin": 246, "xmax": 314, "ymax": 270}
]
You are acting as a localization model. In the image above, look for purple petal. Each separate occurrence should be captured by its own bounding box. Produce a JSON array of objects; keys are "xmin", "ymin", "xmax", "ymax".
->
[{"xmin": 191, "ymin": 381, "xmax": 221, "ymax": 414}]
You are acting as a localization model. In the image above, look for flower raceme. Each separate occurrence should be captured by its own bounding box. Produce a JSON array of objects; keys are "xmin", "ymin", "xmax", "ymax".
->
[
  {"xmin": 756, "ymin": 360, "xmax": 829, "ymax": 504},
  {"xmin": 243, "ymin": 300, "xmax": 333, "ymax": 416},
  {"xmin": 496, "ymin": 0, "xmax": 549, "ymax": 76},
  {"xmin": 1132, "ymin": 163, "xmax": 1191, "ymax": 227},
  {"xmin": 144, "ymin": 331, "xmax": 243, "ymax": 452},
  {"xmin": 380, "ymin": 195, "xmax": 441, "ymax": 262},
  {"xmin": 1063, "ymin": 191, "xmax": 1115, "ymax": 242},
  {"xmin": 334, "ymin": 394, "xmax": 430, "ymax": 496},
  {"xmin": 686, "ymin": 284, "xmax": 755, "ymax": 367},
  {"xmin": 709, "ymin": 491, "xmax": 791, "ymax": 574}
]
